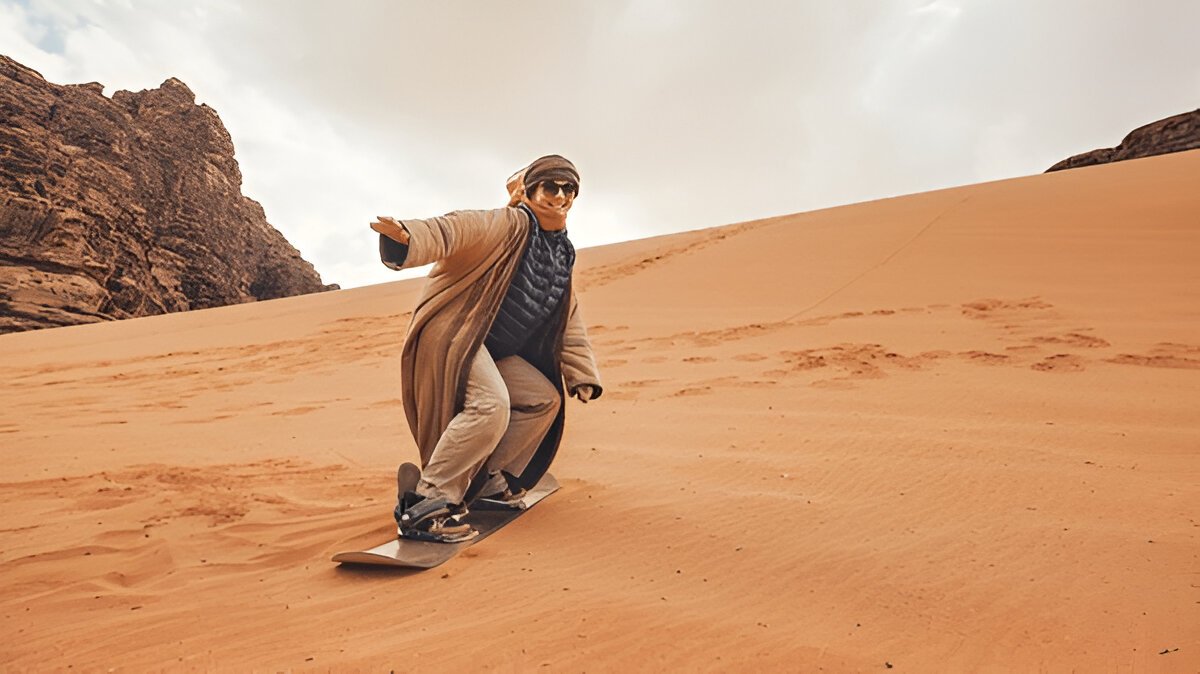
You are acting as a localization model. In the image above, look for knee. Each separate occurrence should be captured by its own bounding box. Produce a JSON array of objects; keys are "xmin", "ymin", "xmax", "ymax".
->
[
  {"xmin": 518, "ymin": 387, "xmax": 560, "ymax": 417},
  {"xmin": 468, "ymin": 390, "xmax": 510, "ymax": 440}
]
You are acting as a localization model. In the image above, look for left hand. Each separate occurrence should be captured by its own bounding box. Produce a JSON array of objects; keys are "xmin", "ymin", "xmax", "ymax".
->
[
  {"xmin": 371, "ymin": 216, "xmax": 410, "ymax": 245},
  {"xmin": 573, "ymin": 385, "xmax": 595, "ymax": 403}
]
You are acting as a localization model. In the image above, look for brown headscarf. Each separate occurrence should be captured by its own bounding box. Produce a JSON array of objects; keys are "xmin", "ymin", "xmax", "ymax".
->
[
  {"xmin": 506, "ymin": 155, "xmax": 581, "ymax": 207},
  {"xmin": 524, "ymin": 155, "xmax": 580, "ymax": 192}
]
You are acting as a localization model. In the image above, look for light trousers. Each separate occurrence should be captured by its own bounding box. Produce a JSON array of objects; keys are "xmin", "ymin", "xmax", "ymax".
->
[{"xmin": 416, "ymin": 348, "xmax": 560, "ymax": 503}]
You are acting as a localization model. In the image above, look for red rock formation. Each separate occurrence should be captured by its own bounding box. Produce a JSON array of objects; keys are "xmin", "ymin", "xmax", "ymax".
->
[
  {"xmin": 0, "ymin": 55, "xmax": 337, "ymax": 334},
  {"xmin": 1047, "ymin": 109, "xmax": 1200, "ymax": 172}
]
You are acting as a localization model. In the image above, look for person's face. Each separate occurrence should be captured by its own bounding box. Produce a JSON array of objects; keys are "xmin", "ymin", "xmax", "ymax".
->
[{"xmin": 529, "ymin": 180, "xmax": 577, "ymax": 215}]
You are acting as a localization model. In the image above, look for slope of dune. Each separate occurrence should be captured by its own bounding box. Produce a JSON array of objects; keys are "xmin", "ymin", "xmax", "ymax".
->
[{"xmin": 1, "ymin": 150, "xmax": 1197, "ymax": 671}]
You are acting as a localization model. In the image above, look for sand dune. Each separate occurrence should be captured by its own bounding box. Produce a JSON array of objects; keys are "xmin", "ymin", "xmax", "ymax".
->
[{"xmin": 2, "ymin": 150, "xmax": 1198, "ymax": 671}]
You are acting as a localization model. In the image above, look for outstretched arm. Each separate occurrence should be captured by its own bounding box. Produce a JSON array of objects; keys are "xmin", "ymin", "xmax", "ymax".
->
[{"xmin": 371, "ymin": 210, "xmax": 502, "ymax": 271}]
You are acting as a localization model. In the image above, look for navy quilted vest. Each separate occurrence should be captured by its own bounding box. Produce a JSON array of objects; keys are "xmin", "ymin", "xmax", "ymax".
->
[{"xmin": 485, "ymin": 204, "xmax": 575, "ymax": 360}]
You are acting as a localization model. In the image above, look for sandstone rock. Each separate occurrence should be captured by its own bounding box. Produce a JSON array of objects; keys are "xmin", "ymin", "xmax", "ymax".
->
[
  {"xmin": 1046, "ymin": 109, "xmax": 1200, "ymax": 172},
  {"xmin": 0, "ymin": 55, "xmax": 338, "ymax": 335}
]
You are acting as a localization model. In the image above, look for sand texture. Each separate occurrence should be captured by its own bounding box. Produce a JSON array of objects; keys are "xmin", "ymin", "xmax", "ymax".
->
[{"xmin": 2, "ymin": 150, "xmax": 1198, "ymax": 671}]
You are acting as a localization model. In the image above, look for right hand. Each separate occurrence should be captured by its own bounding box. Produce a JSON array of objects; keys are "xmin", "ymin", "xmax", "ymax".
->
[{"xmin": 371, "ymin": 216, "xmax": 410, "ymax": 245}]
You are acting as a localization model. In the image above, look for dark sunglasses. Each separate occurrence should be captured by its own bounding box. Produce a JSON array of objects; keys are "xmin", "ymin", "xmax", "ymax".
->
[{"xmin": 538, "ymin": 180, "xmax": 578, "ymax": 197}]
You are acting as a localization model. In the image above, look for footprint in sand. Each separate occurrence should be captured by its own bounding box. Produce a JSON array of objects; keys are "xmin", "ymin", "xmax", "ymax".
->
[
  {"xmin": 779, "ymin": 351, "xmax": 828, "ymax": 371},
  {"xmin": 1031, "ymin": 354, "xmax": 1086, "ymax": 373},
  {"xmin": 1032, "ymin": 332, "xmax": 1111, "ymax": 348},
  {"xmin": 961, "ymin": 298, "xmax": 1055, "ymax": 324},
  {"xmin": 1005, "ymin": 345, "xmax": 1042, "ymax": 354},
  {"xmin": 588, "ymin": 324, "xmax": 630, "ymax": 335},
  {"xmin": 768, "ymin": 344, "xmax": 941, "ymax": 387},
  {"xmin": 960, "ymin": 351, "xmax": 1010, "ymax": 365},
  {"xmin": 618, "ymin": 378, "xmax": 667, "ymax": 389},
  {"xmin": 1106, "ymin": 342, "xmax": 1200, "ymax": 370},
  {"xmin": 670, "ymin": 385, "xmax": 713, "ymax": 397}
]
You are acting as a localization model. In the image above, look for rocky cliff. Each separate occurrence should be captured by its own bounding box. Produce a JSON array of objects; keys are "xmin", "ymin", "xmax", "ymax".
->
[
  {"xmin": 1047, "ymin": 108, "xmax": 1200, "ymax": 172},
  {"xmin": 0, "ymin": 55, "xmax": 337, "ymax": 334}
]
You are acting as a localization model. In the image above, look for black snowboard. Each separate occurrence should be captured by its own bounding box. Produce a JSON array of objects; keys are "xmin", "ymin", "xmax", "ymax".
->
[{"xmin": 331, "ymin": 463, "xmax": 559, "ymax": 569}]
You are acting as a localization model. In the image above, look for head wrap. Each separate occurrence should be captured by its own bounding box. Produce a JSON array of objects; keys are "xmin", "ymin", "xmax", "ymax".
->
[
  {"xmin": 506, "ymin": 155, "xmax": 580, "ymax": 206},
  {"xmin": 524, "ymin": 155, "xmax": 580, "ymax": 193}
]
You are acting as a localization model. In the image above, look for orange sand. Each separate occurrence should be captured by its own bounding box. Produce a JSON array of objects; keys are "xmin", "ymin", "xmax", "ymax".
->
[{"xmin": 1, "ymin": 150, "xmax": 1197, "ymax": 671}]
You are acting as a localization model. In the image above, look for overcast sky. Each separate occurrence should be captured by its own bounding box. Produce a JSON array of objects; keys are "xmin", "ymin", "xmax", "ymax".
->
[{"xmin": 2, "ymin": 0, "xmax": 1197, "ymax": 289}]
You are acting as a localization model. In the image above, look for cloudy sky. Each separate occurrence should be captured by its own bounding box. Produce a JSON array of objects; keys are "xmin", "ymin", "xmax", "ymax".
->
[{"xmin": 2, "ymin": 0, "xmax": 1197, "ymax": 289}]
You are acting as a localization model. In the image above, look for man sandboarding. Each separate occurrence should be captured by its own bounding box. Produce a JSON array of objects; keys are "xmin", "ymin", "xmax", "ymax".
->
[{"xmin": 370, "ymin": 155, "xmax": 602, "ymax": 544}]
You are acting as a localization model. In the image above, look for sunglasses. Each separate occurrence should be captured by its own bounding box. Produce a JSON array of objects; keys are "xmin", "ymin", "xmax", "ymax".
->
[{"xmin": 538, "ymin": 181, "xmax": 578, "ymax": 197}]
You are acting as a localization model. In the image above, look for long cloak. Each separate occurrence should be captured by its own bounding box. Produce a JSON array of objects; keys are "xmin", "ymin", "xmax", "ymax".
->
[{"xmin": 378, "ymin": 206, "xmax": 602, "ymax": 492}]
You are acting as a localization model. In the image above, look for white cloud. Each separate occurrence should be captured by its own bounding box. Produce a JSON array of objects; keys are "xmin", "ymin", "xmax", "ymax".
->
[{"xmin": 2, "ymin": 0, "xmax": 1199, "ymax": 290}]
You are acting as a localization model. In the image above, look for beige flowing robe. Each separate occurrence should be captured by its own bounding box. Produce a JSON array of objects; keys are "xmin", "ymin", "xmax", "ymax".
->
[{"xmin": 379, "ymin": 206, "xmax": 602, "ymax": 492}]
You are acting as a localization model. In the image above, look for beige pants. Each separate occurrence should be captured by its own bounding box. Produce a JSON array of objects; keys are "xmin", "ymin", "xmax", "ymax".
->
[{"xmin": 417, "ymin": 348, "xmax": 560, "ymax": 503}]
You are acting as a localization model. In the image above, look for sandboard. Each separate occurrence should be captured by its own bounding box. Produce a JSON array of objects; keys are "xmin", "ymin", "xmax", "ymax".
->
[{"xmin": 332, "ymin": 468, "xmax": 560, "ymax": 569}]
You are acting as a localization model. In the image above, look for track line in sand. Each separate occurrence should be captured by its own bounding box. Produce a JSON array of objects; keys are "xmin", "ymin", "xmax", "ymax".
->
[{"xmin": 782, "ymin": 194, "xmax": 973, "ymax": 322}]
